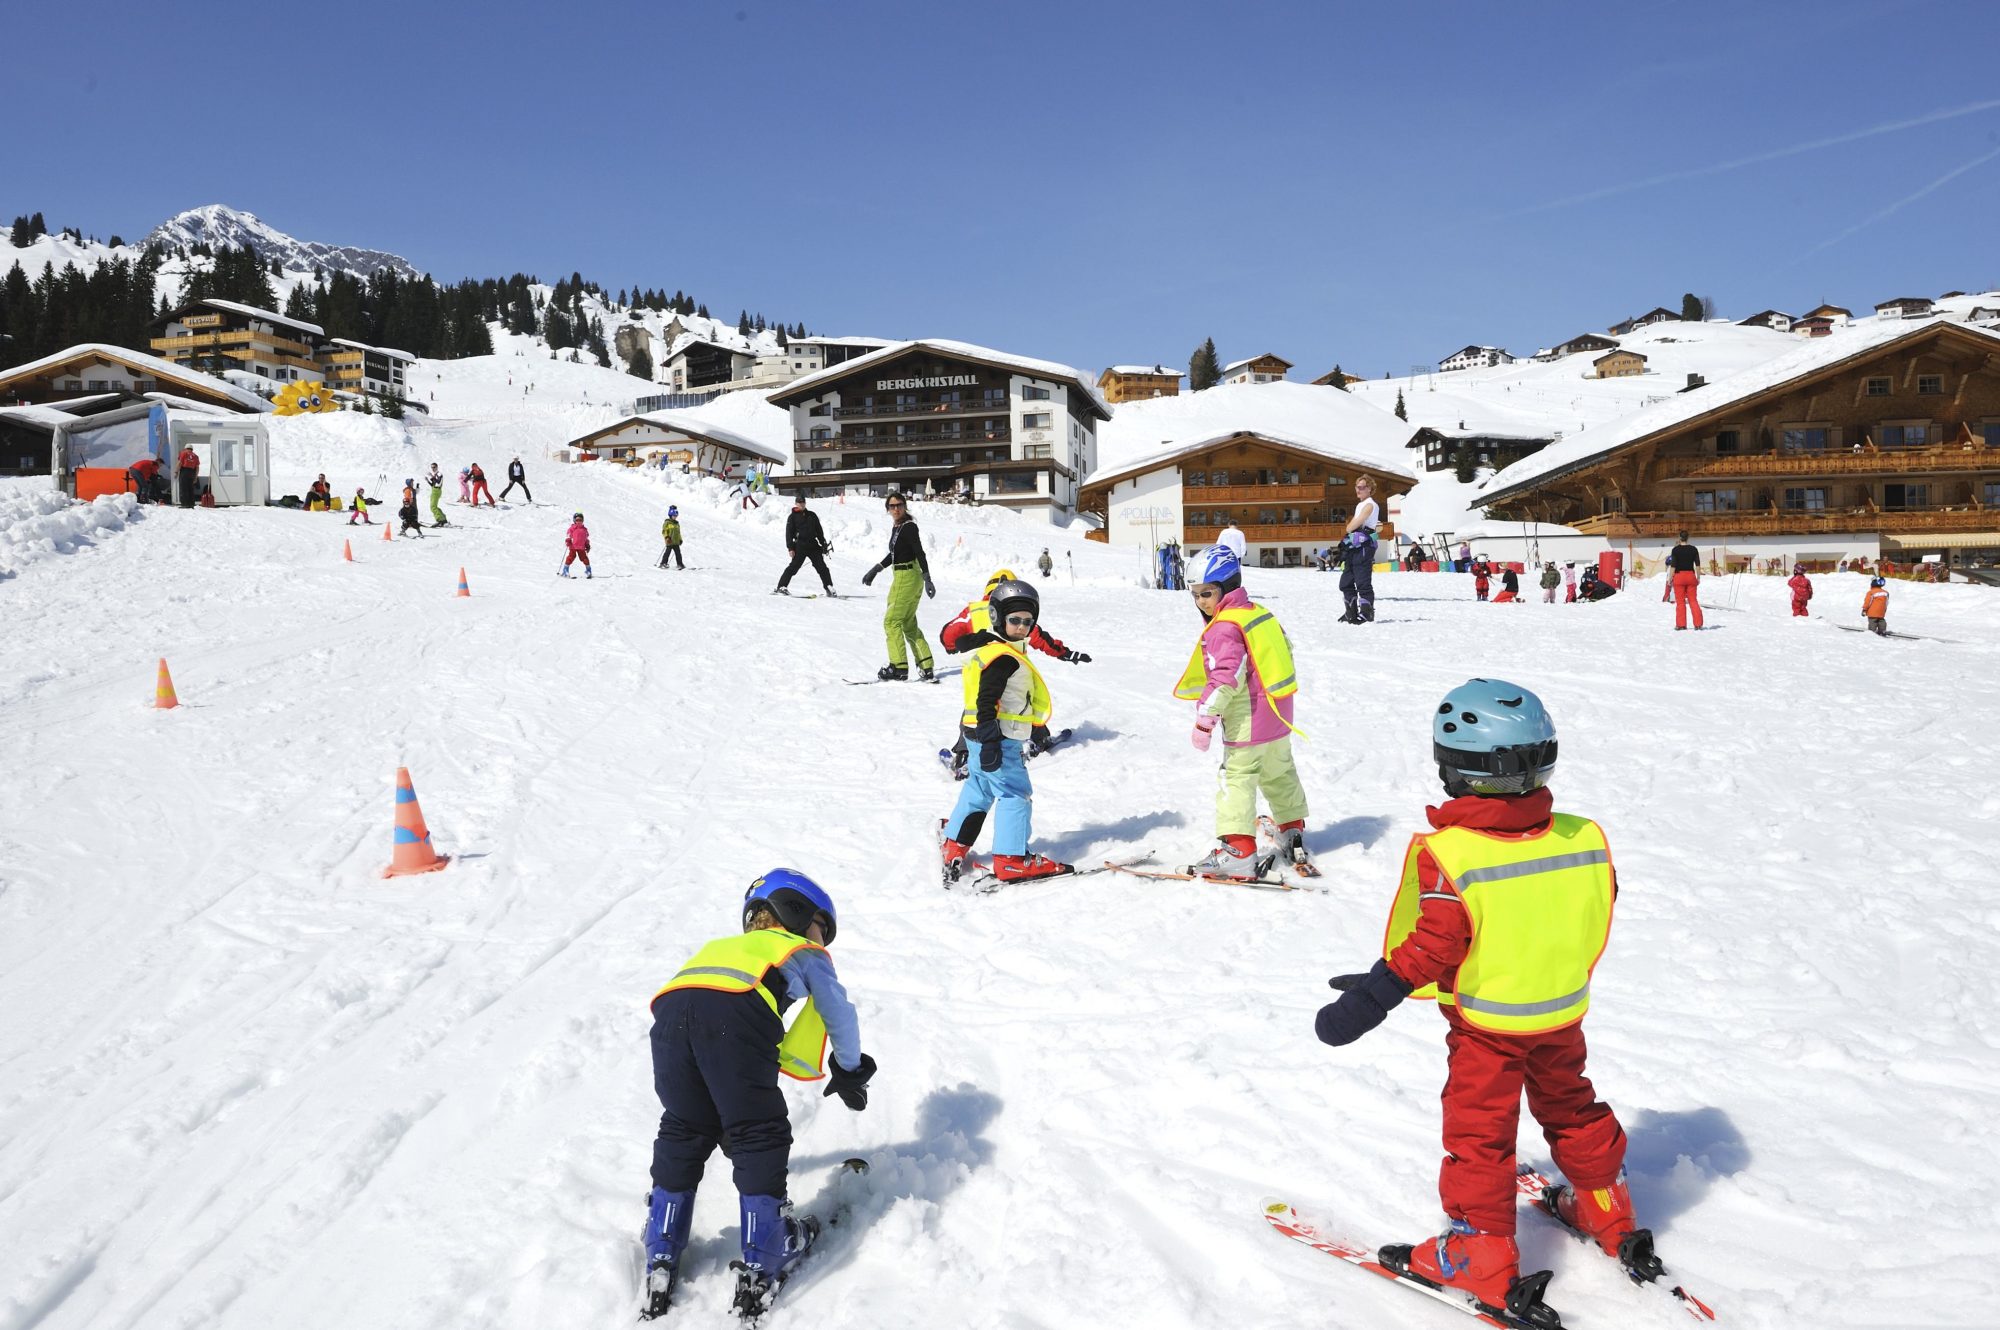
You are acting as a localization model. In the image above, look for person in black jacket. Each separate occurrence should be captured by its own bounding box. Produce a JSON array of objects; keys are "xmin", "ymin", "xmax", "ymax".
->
[
  {"xmin": 1666, "ymin": 531, "xmax": 1704, "ymax": 630},
  {"xmin": 501, "ymin": 456, "xmax": 532, "ymax": 502},
  {"xmin": 860, "ymin": 493, "xmax": 936, "ymax": 680},
  {"xmin": 774, "ymin": 496, "xmax": 835, "ymax": 595}
]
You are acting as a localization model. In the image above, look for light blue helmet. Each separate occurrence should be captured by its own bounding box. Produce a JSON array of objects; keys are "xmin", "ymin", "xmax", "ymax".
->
[
  {"xmin": 743, "ymin": 868, "xmax": 838, "ymax": 943},
  {"xmin": 1433, "ymin": 678, "xmax": 1558, "ymax": 796},
  {"xmin": 1189, "ymin": 543, "xmax": 1242, "ymax": 594}
]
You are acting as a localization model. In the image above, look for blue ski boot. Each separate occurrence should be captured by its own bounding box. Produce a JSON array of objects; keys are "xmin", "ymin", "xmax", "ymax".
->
[
  {"xmin": 730, "ymin": 1193, "xmax": 819, "ymax": 1318},
  {"xmin": 558, "ymin": 564, "xmax": 569, "ymax": 577},
  {"xmin": 639, "ymin": 1187, "xmax": 695, "ymax": 1320}
]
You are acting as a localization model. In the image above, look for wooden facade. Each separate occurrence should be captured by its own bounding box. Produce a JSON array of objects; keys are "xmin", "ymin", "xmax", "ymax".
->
[
  {"xmin": 1484, "ymin": 323, "xmax": 2000, "ymax": 548},
  {"xmin": 1592, "ymin": 349, "xmax": 1648, "ymax": 378},
  {"xmin": 151, "ymin": 300, "xmax": 324, "ymax": 383},
  {"xmin": 1098, "ymin": 365, "xmax": 1182, "ymax": 403}
]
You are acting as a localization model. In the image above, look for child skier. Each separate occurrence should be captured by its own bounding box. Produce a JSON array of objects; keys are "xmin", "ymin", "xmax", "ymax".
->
[
  {"xmin": 1314, "ymin": 679, "xmax": 1643, "ymax": 1325},
  {"xmin": 1563, "ymin": 561, "xmax": 1578, "ymax": 603},
  {"xmin": 659, "ymin": 505, "xmax": 684, "ymax": 569},
  {"xmin": 457, "ymin": 466, "xmax": 472, "ymax": 504},
  {"xmin": 347, "ymin": 488, "xmax": 372, "ymax": 525},
  {"xmin": 1787, "ymin": 566, "xmax": 1813, "ymax": 617},
  {"xmin": 1471, "ymin": 556, "xmax": 1491, "ymax": 602},
  {"xmin": 940, "ymin": 579, "xmax": 1074, "ymax": 882},
  {"xmin": 1863, "ymin": 575, "xmax": 1889, "ymax": 635},
  {"xmin": 1175, "ymin": 543, "xmax": 1310, "ymax": 878},
  {"xmin": 938, "ymin": 568, "xmax": 1090, "ymax": 776},
  {"xmin": 1539, "ymin": 562, "xmax": 1561, "ymax": 603},
  {"xmin": 561, "ymin": 511, "xmax": 592, "ymax": 578},
  {"xmin": 640, "ymin": 870, "xmax": 875, "ymax": 1320},
  {"xmin": 426, "ymin": 464, "xmax": 448, "ymax": 527},
  {"xmin": 397, "ymin": 478, "xmax": 424, "ymax": 538},
  {"xmin": 1037, "ymin": 548, "xmax": 1054, "ymax": 578}
]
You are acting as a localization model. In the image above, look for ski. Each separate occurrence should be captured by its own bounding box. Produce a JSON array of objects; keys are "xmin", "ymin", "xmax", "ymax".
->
[
  {"xmin": 1834, "ymin": 624, "xmax": 1951, "ymax": 642},
  {"xmin": 1026, "ymin": 727, "xmax": 1074, "ymax": 760},
  {"xmin": 937, "ymin": 748, "xmax": 969, "ymax": 780},
  {"xmin": 948, "ymin": 853, "xmax": 1154, "ymax": 894},
  {"xmin": 846, "ymin": 667, "xmax": 958, "ymax": 686},
  {"xmin": 1103, "ymin": 863, "xmax": 1315, "ymax": 893},
  {"xmin": 1514, "ymin": 1169, "xmax": 1716, "ymax": 1322},
  {"xmin": 1262, "ymin": 1199, "xmax": 1561, "ymax": 1329},
  {"xmin": 728, "ymin": 1158, "xmax": 870, "ymax": 1322},
  {"xmin": 1256, "ymin": 814, "xmax": 1322, "ymax": 878}
]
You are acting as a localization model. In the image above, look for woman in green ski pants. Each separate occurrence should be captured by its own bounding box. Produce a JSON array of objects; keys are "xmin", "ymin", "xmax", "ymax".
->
[{"xmin": 860, "ymin": 492, "xmax": 936, "ymax": 681}]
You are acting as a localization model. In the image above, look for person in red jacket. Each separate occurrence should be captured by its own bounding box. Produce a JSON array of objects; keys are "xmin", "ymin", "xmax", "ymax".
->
[
  {"xmin": 469, "ymin": 462, "xmax": 495, "ymax": 507},
  {"xmin": 1314, "ymin": 679, "xmax": 1650, "ymax": 1323},
  {"xmin": 176, "ymin": 445, "xmax": 201, "ymax": 508},
  {"xmin": 1470, "ymin": 556, "xmax": 1491, "ymax": 602},
  {"xmin": 125, "ymin": 456, "xmax": 166, "ymax": 503},
  {"xmin": 1787, "ymin": 567, "xmax": 1814, "ymax": 617},
  {"xmin": 937, "ymin": 567, "xmax": 1089, "ymax": 776}
]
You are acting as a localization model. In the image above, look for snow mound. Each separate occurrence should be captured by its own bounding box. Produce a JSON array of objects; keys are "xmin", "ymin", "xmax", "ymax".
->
[{"xmin": 0, "ymin": 482, "xmax": 141, "ymax": 578}]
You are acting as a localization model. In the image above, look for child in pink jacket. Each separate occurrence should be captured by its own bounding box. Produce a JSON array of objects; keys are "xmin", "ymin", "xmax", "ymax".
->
[{"xmin": 561, "ymin": 512, "xmax": 592, "ymax": 579}]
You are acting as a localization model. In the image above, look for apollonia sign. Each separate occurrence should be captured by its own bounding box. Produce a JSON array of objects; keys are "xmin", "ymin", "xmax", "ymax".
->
[{"xmin": 876, "ymin": 374, "xmax": 979, "ymax": 391}]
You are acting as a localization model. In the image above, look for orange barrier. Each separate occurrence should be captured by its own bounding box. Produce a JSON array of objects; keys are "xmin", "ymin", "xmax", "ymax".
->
[
  {"xmin": 382, "ymin": 520, "xmax": 393, "ymax": 542},
  {"xmin": 154, "ymin": 658, "xmax": 179, "ymax": 709},
  {"xmin": 76, "ymin": 468, "xmax": 130, "ymax": 501},
  {"xmin": 383, "ymin": 766, "xmax": 450, "ymax": 878},
  {"xmin": 343, "ymin": 539, "xmax": 354, "ymax": 562},
  {"xmin": 455, "ymin": 568, "xmax": 470, "ymax": 597}
]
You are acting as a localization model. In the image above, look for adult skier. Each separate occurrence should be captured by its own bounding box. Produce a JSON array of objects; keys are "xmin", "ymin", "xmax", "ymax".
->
[
  {"xmin": 1314, "ymin": 679, "xmax": 1639, "ymax": 1323},
  {"xmin": 469, "ymin": 462, "xmax": 495, "ymax": 507},
  {"xmin": 425, "ymin": 463, "xmax": 448, "ymax": 527},
  {"xmin": 1176, "ymin": 543, "xmax": 1310, "ymax": 878},
  {"xmin": 640, "ymin": 870, "xmax": 874, "ymax": 1320},
  {"xmin": 937, "ymin": 568, "xmax": 1090, "ymax": 775},
  {"xmin": 859, "ymin": 492, "xmax": 935, "ymax": 681},
  {"xmin": 775, "ymin": 495, "xmax": 834, "ymax": 595},
  {"xmin": 940, "ymin": 579, "xmax": 1073, "ymax": 882},
  {"xmin": 501, "ymin": 455, "xmax": 532, "ymax": 502},
  {"xmin": 1338, "ymin": 474, "xmax": 1381, "ymax": 623},
  {"xmin": 1667, "ymin": 530, "xmax": 1703, "ymax": 630},
  {"xmin": 659, "ymin": 506, "xmax": 684, "ymax": 569},
  {"xmin": 560, "ymin": 511, "xmax": 592, "ymax": 578}
]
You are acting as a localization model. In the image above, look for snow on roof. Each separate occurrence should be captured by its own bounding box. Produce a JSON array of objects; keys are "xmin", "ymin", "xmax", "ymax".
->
[
  {"xmin": 1087, "ymin": 380, "xmax": 1419, "ymax": 491},
  {"xmin": 1479, "ymin": 317, "xmax": 2000, "ymax": 506},
  {"xmin": 0, "ymin": 343, "xmax": 271, "ymax": 412},
  {"xmin": 197, "ymin": 298, "xmax": 324, "ymax": 338},
  {"xmin": 565, "ymin": 390, "xmax": 791, "ymax": 467},
  {"xmin": 0, "ymin": 404, "xmax": 83, "ymax": 429},
  {"xmin": 1220, "ymin": 354, "xmax": 1294, "ymax": 373},
  {"xmin": 791, "ymin": 335, "xmax": 894, "ymax": 349},
  {"xmin": 330, "ymin": 337, "xmax": 416, "ymax": 361},
  {"xmin": 632, "ymin": 410, "xmax": 787, "ymax": 465},
  {"xmin": 1106, "ymin": 364, "xmax": 1182, "ymax": 377},
  {"xmin": 769, "ymin": 339, "xmax": 1111, "ymax": 419}
]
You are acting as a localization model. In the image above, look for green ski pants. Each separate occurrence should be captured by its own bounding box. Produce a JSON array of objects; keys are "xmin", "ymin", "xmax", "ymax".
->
[
  {"xmin": 429, "ymin": 488, "xmax": 445, "ymax": 524},
  {"xmin": 1215, "ymin": 738, "xmax": 1308, "ymax": 838},
  {"xmin": 883, "ymin": 565, "xmax": 934, "ymax": 669}
]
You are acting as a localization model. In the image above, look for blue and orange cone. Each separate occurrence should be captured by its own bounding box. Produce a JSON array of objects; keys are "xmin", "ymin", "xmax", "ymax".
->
[{"xmin": 383, "ymin": 766, "xmax": 450, "ymax": 877}]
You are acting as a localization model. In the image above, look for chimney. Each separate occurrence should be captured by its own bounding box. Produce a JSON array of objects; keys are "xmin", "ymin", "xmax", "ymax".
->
[{"xmin": 1686, "ymin": 373, "xmax": 1705, "ymax": 389}]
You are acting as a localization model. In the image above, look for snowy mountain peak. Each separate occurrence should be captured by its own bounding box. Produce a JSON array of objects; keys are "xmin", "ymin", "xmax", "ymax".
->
[{"xmin": 144, "ymin": 204, "xmax": 423, "ymax": 280}]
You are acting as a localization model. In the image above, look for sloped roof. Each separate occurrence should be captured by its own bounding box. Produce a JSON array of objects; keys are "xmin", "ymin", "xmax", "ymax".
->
[
  {"xmin": 1105, "ymin": 364, "xmax": 1182, "ymax": 377},
  {"xmin": 1220, "ymin": 353, "xmax": 1294, "ymax": 374},
  {"xmin": 565, "ymin": 410, "xmax": 786, "ymax": 465},
  {"xmin": 0, "ymin": 343, "xmax": 270, "ymax": 412},
  {"xmin": 767, "ymin": 339, "xmax": 1111, "ymax": 419},
  {"xmin": 1479, "ymin": 318, "xmax": 2000, "ymax": 506},
  {"xmin": 1083, "ymin": 428, "xmax": 1420, "ymax": 496}
]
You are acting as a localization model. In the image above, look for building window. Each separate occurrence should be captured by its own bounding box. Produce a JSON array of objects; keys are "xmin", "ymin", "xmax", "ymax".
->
[
  {"xmin": 1282, "ymin": 547, "xmax": 1302, "ymax": 567},
  {"xmin": 1884, "ymin": 483, "xmax": 1929, "ymax": 510},
  {"xmin": 1693, "ymin": 491, "xmax": 1715, "ymax": 512},
  {"xmin": 1918, "ymin": 374, "xmax": 1943, "ymax": 394},
  {"xmin": 1880, "ymin": 423, "xmax": 1929, "ymax": 449},
  {"xmin": 1781, "ymin": 427, "xmax": 1828, "ymax": 451},
  {"xmin": 1187, "ymin": 470, "xmax": 1206, "ymax": 487},
  {"xmin": 982, "ymin": 388, "xmax": 1006, "ymax": 406},
  {"xmin": 1782, "ymin": 487, "xmax": 1827, "ymax": 511},
  {"xmin": 1281, "ymin": 468, "xmax": 1300, "ymax": 485},
  {"xmin": 1985, "ymin": 480, "xmax": 2000, "ymax": 505},
  {"xmin": 900, "ymin": 453, "xmax": 920, "ymax": 466},
  {"xmin": 1022, "ymin": 413, "xmax": 1051, "ymax": 429},
  {"xmin": 1601, "ymin": 495, "xmax": 1626, "ymax": 514},
  {"xmin": 1022, "ymin": 385, "xmax": 1050, "ymax": 401},
  {"xmin": 981, "ymin": 419, "xmax": 1003, "ymax": 439},
  {"xmin": 810, "ymin": 457, "xmax": 835, "ymax": 471},
  {"xmin": 1984, "ymin": 423, "xmax": 2000, "ymax": 448},
  {"xmin": 1714, "ymin": 430, "xmax": 1739, "ymax": 454},
  {"xmin": 1023, "ymin": 444, "xmax": 1051, "ymax": 459},
  {"xmin": 1865, "ymin": 377, "xmax": 1891, "ymax": 396},
  {"xmin": 995, "ymin": 472, "xmax": 1037, "ymax": 493}
]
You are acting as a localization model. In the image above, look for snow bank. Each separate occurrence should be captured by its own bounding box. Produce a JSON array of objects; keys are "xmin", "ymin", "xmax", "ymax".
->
[{"xmin": 0, "ymin": 481, "xmax": 140, "ymax": 578}]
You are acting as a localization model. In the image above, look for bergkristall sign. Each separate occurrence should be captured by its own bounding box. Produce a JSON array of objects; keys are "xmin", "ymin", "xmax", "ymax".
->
[{"xmin": 876, "ymin": 374, "xmax": 979, "ymax": 390}]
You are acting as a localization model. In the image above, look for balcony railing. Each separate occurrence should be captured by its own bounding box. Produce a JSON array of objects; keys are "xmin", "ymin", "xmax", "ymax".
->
[
  {"xmin": 1573, "ymin": 507, "xmax": 1997, "ymax": 537},
  {"xmin": 1184, "ymin": 482, "xmax": 1328, "ymax": 505},
  {"xmin": 152, "ymin": 330, "xmax": 314, "ymax": 358},
  {"xmin": 828, "ymin": 398, "xmax": 1012, "ymax": 420},
  {"xmin": 798, "ymin": 429, "xmax": 1011, "ymax": 452},
  {"xmin": 1662, "ymin": 443, "xmax": 1999, "ymax": 480},
  {"xmin": 1187, "ymin": 522, "xmax": 1344, "ymax": 543}
]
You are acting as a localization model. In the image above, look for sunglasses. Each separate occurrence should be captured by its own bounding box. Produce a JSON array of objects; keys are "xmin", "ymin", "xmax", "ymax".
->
[
  {"xmin": 886, "ymin": 502, "xmax": 906, "ymax": 510},
  {"xmin": 1191, "ymin": 588, "xmax": 1221, "ymax": 600},
  {"xmin": 1004, "ymin": 613, "xmax": 1036, "ymax": 627}
]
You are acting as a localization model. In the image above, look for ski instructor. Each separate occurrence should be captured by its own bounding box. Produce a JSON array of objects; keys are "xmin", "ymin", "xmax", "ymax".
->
[
  {"xmin": 775, "ymin": 495, "xmax": 835, "ymax": 596},
  {"xmin": 1339, "ymin": 474, "xmax": 1381, "ymax": 624},
  {"xmin": 860, "ymin": 491, "xmax": 936, "ymax": 682}
]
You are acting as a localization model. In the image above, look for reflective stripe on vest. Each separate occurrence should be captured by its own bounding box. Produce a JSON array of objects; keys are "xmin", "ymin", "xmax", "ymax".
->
[
  {"xmin": 1172, "ymin": 604, "xmax": 1302, "ymax": 735},
  {"xmin": 968, "ymin": 598, "xmax": 992, "ymax": 634},
  {"xmin": 654, "ymin": 929, "xmax": 832, "ymax": 1080},
  {"xmin": 1381, "ymin": 814, "xmax": 1614, "ymax": 1035},
  {"xmin": 960, "ymin": 638, "xmax": 1053, "ymax": 730}
]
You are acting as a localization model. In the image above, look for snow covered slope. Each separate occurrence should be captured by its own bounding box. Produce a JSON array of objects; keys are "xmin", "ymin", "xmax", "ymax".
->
[{"xmin": 146, "ymin": 204, "xmax": 422, "ymax": 280}]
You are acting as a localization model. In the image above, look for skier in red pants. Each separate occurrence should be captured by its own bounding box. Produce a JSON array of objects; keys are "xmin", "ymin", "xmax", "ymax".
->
[
  {"xmin": 1666, "ymin": 532, "xmax": 1703, "ymax": 630},
  {"xmin": 1314, "ymin": 679, "xmax": 1646, "ymax": 1324},
  {"xmin": 561, "ymin": 511, "xmax": 593, "ymax": 578},
  {"xmin": 1787, "ymin": 567, "xmax": 1813, "ymax": 617}
]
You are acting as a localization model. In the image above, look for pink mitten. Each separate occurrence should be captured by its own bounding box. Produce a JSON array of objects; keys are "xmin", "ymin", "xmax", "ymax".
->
[{"xmin": 1191, "ymin": 715, "xmax": 1218, "ymax": 751}]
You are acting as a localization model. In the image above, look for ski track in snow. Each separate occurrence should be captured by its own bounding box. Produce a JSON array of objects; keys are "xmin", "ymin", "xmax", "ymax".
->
[{"xmin": 1, "ymin": 373, "xmax": 1997, "ymax": 1330}]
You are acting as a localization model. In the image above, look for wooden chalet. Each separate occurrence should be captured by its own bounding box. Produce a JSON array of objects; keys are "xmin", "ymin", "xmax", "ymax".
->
[
  {"xmin": 1219, "ymin": 354, "xmax": 1293, "ymax": 385},
  {"xmin": 1554, "ymin": 332, "xmax": 1619, "ymax": 358},
  {"xmin": 0, "ymin": 344, "xmax": 269, "ymax": 413},
  {"xmin": 151, "ymin": 298, "xmax": 325, "ymax": 384},
  {"xmin": 1592, "ymin": 349, "xmax": 1648, "ymax": 379},
  {"xmin": 1608, "ymin": 307, "xmax": 1679, "ymax": 335},
  {"xmin": 1098, "ymin": 364, "xmax": 1183, "ymax": 404}
]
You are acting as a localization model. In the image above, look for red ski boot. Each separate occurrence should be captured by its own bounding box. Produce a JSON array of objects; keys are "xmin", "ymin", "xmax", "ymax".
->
[
  {"xmin": 1380, "ymin": 1220, "xmax": 1560, "ymax": 1327},
  {"xmin": 992, "ymin": 853, "xmax": 1074, "ymax": 882},
  {"xmin": 1547, "ymin": 1175, "xmax": 1663, "ymax": 1278},
  {"xmin": 941, "ymin": 838, "xmax": 973, "ymax": 885}
]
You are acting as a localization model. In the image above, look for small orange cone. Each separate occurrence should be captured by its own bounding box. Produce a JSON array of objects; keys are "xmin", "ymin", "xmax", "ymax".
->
[
  {"xmin": 343, "ymin": 539, "xmax": 354, "ymax": 562},
  {"xmin": 455, "ymin": 567, "xmax": 471, "ymax": 597},
  {"xmin": 382, "ymin": 520, "xmax": 394, "ymax": 542},
  {"xmin": 154, "ymin": 657, "xmax": 179, "ymax": 709},
  {"xmin": 383, "ymin": 766, "xmax": 450, "ymax": 878}
]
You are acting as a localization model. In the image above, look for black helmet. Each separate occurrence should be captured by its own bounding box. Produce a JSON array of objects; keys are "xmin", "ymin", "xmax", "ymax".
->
[
  {"xmin": 987, "ymin": 578, "xmax": 1040, "ymax": 629},
  {"xmin": 573, "ymin": 511, "xmax": 584, "ymax": 521}
]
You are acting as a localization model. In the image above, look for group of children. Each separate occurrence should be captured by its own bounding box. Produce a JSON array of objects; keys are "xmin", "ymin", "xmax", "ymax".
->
[{"xmin": 639, "ymin": 520, "xmax": 1656, "ymax": 1325}]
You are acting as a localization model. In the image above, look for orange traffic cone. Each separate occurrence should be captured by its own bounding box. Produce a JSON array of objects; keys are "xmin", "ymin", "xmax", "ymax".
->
[
  {"xmin": 382, "ymin": 520, "xmax": 394, "ymax": 542},
  {"xmin": 154, "ymin": 657, "xmax": 179, "ymax": 709},
  {"xmin": 343, "ymin": 539, "xmax": 354, "ymax": 562},
  {"xmin": 383, "ymin": 767, "xmax": 450, "ymax": 877},
  {"xmin": 455, "ymin": 567, "xmax": 470, "ymax": 597}
]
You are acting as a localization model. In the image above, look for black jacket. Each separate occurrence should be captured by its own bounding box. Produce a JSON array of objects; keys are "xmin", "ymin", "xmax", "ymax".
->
[
  {"xmin": 786, "ymin": 509, "xmax": 828, "ymax": 552},
  {"xmin": 1668, "ymin": 543, "xmax": 1700, "ymax": 573},
  {"xmin": 508, "ymin": 461, "xmax": 526, "ymax": 481}
]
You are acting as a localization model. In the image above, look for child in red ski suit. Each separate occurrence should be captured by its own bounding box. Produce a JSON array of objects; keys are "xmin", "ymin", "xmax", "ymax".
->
[
  {"xmin": 1788, "ymin": 569, "xmax": 1813, "ymax": 617},
  {"xmin": 1471, "ymin": 557, "xmax": 1491, "ymax": 602},
  {"xmin": 561, "ymin": 513, "xmax": 592, "ymax": 578},
  {"xmin": 1313, "ymin": 678, "xmax": 1646, "ymax": 1321}
]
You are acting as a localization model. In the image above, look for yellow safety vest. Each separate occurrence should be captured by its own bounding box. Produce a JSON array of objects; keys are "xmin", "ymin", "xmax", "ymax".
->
[
  {"xmin": 967, "ymin": 597, "xmax": 993, "ymax": 634},
  {"xmin": 960, "ymin": 637, "xmax": 1053, "ymax": 732},
  {"xmin": 1172, "ymin": 605, "xmax": 1302, "ymax": 734},
  {"xmin": 1380, "ymin": 814, "xmax": 1614, "ymax": 1035},
  {"xmin": 654, "ymin": 929, "xmax": 831, "ymax": 1080}
]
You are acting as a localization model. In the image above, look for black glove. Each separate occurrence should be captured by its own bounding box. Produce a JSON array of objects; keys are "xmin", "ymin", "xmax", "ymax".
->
[
  {"xmin": 979, "ymin": 743, "xmax": 1002, "ymax": 773},
  {"xmin": 924, "ymin": 576, "xmax": 936, "ymax": 599},
  {"xmin": 1062, "ymin": 649, "xmax": 1091, "ymax": 664},
  {"xmin": 1315, "ymin": 959, "xmax": 1413, "ymax": 1048},
  {"xmin": 824, "ymin": 1052, "xmax": 876, "ymax": 1111},
  {"xmin": 861, "ymin": 565, "xmax": 879, "ymax": 587}
]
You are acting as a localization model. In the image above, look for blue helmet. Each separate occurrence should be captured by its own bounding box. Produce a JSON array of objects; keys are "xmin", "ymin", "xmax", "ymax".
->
[
  {"xmin": 668, "ymin": 505, "xmax": 679, "ymax": 518},
  {"xmin": 1869, "ymin": 575, "xmax": 1886, "ymax": 587},
  {"xmin": 743, "ymin": 868, "xmax": 837, "ymax": 944},
  {"xmin": 1433, "ymin": 678, "xmax": 1558, "ymax": 796},
  {"xmin": 1189, "ymin": 543, "xmax": 1242, "ymax": 594}
]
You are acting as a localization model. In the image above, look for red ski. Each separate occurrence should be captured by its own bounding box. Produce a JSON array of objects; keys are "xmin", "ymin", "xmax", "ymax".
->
[{"xmin": 1514, "ymin": 1168, "xmax": 1717, "ymax": 1321}]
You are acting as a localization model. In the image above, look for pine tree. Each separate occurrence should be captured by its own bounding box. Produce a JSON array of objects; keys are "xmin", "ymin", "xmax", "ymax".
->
[
  {"xmin": 1452, "ymin": 442, "xmax": 1477, "ymax": 484},
  {"xmin": 737, "ymin": 309, "xmax": 751, "ymax": 335},
  {"xmin": 696, "ymin": 303, "xmax": 708, "ymax": 318},
  {"xmin": 1680, "ymin": 292, "xmax": 1702, "ymax": 322},
  {"xmin": 379, "ymin": 392, "xmax": 405, "ymax": 419},
  {"xmin": 775, "ymin": 323, "xmax": 788, "ymax": 349},
  {"xmin": 10, "ymin": 217, "xmax": 32, "ymax": 247},
  {"xmin": 1189, "ymin": 338, "xmax": 1221, "ymax": 391},
  {"xmin": 1394, "ymin": 389, "xmax": 1408, "ymax": 421},
  {"xmin": 1327, "ymin": 363, "xmax": 1349, "ymax": 391},
  {"xmin": 625, "ymin": 343, "xmax": 654, "ymax": 380},
  {"xmin": 28, "ymin": 213, "xmax": 46, "ymax": 240}
]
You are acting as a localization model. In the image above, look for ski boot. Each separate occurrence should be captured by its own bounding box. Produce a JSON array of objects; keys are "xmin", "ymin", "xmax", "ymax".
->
[
  {"xmin": 558, "ymin": 564, "xmax": 569, "ymax": 577},
  {"xmin": 585, "ymin": 566, "xmax": 593, "ymax": 579},
  {"xmin": 876, "ymin": 663, "xmax": 909, "ymax": 682},
  {"xmin": 1187, "ymin": 836, "xmax": 1271, "ymax": 880},
  {"xmin": 1380, "ymin": 1219, "xmax": 1560, "ymax": 1328},
  {"xmin": 729, "ymin": 1193, "xmax": 818, "ymax": 1319},
  {"xmin": 992, "ymin": 853, "xmax": 1074, "ymax": 882},
  {"xmin": 941, "ymin": 837, "xmax": 973, "ymax": 886},
  {"xmin": 638, "ymin": 1186, "xmax": 695, "ymax": 1320},
  {"xmin": 1546, "ymin": 1175, "xmax": 1663, "ymax": 1279},
  {"xmin": 774, "ymin": 585, "xmax": 790, "ymax": 595},
  {"xmin": 821, "ymin": 585, "xmax": 836, "ymax": 597},
  {"xmin": 917, "ymin": 664, "xmax": 936, "ymax": 682}
]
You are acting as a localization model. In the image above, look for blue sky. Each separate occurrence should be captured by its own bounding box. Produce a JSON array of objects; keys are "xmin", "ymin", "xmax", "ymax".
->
[{"xmin": 11, "ymin": 0, "xmax": 2000, "ymax": 376}]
